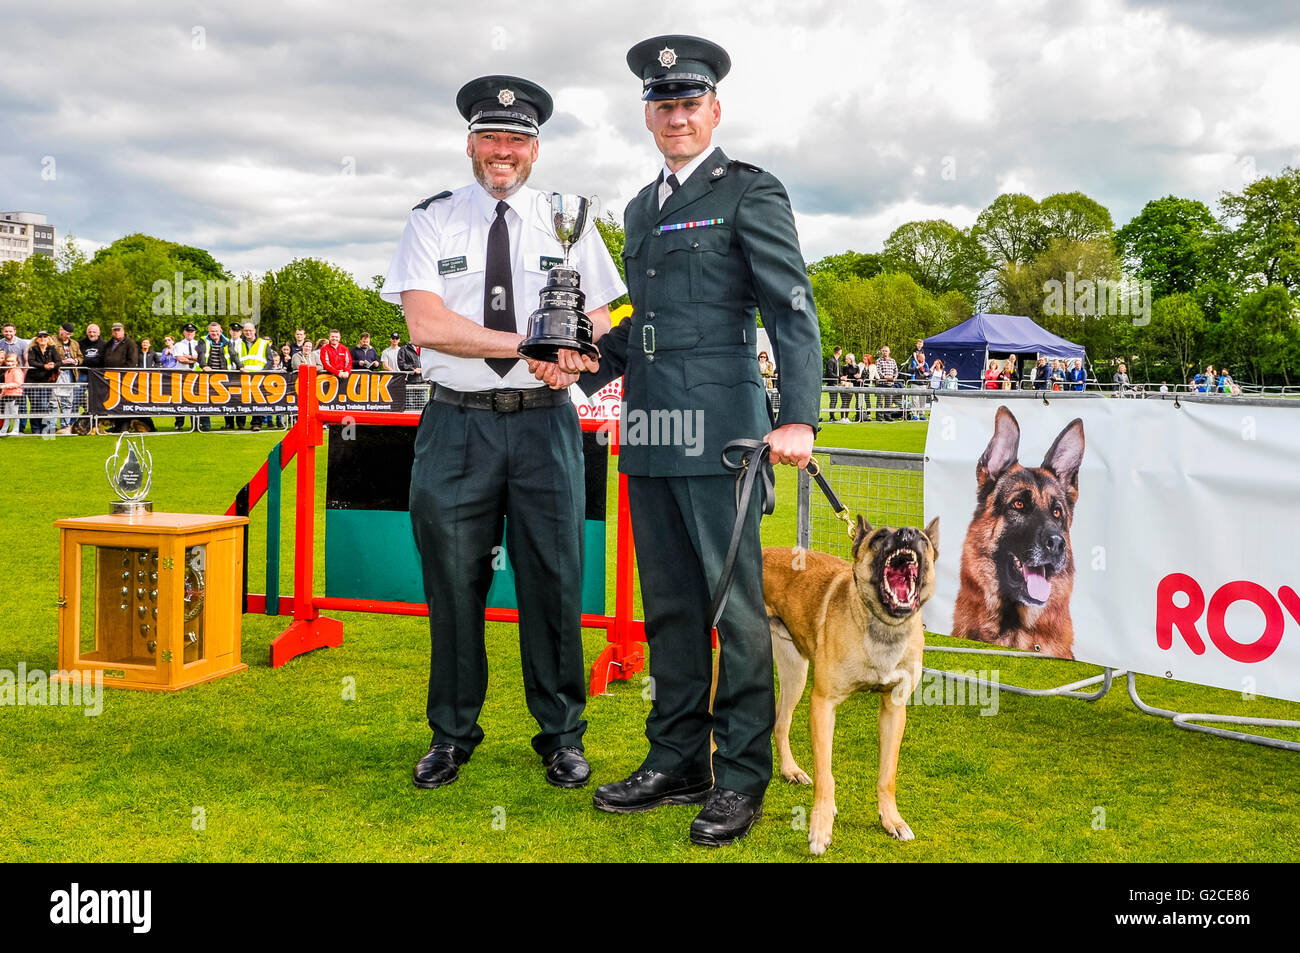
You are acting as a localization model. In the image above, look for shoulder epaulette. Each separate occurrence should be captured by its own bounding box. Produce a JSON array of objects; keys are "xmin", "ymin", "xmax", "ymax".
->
[
  {"xmin": 729, "ymin": 160, "xmax": 764, "ymax": 174},
  {"xmin": 413, "ymin": 191, "xmax": 453, "ymax": 211}
]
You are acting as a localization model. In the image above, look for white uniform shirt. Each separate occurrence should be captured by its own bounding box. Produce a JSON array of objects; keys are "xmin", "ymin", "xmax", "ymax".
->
[
  {"xmin": 173, "ymin": 336, "xmax": 201, "ymax": 369},
  {"xmin": 381, "ymin": 182, "xmax": 626, "ymax": 391}
]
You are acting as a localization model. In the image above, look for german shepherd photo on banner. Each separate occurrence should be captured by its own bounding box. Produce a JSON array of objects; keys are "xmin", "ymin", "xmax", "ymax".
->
[{"xmin": 952, "ymin": 405, "xmax": 1085, "ymax": 659}]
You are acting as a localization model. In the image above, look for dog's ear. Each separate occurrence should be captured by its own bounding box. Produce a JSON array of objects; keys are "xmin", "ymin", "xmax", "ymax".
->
[
  {"xmin": 1042, "ymin": 418, "xmax": 1085, "ymax": 507},
  {"xmin": 923, "ymin": 516, "xmax": 939, "ymax": 559},
  {"xmin": 976, "ymin": 406, "xmax": 1020, "ymax": 492},
  {"xmin": 852, "ymin": 515, "xmax": 872, "ymax": 559}
]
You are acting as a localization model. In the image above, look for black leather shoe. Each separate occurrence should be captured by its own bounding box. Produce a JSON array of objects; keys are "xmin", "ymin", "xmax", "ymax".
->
[
  {"xmin": 690, "ymin": 788, "xmax": 763, "ymax": 846},
  {"xmin": 543, "ymin": 746, "xmax": 591, "ymax": 788},
  {"xmin": 592, "ymin": 768, "xmax": 713, "ymax": 813},
  {"xmin": 413, "ymin": 742, "xmax": 469, "ymax": 789}
]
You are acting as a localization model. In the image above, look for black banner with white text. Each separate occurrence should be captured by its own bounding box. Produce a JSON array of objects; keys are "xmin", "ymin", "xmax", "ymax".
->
[{"xmin": 87, "ymin": 369, "xmax": 407, "ymax": 416}]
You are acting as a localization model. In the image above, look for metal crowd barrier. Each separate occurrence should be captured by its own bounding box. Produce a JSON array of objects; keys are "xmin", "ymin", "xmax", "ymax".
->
[
  {"xmin": 819, "ymin": 384, "xmax": 936, "ymax": 422},
  {"xmin": 793, "ymin": 441, "xmax": 1300, "ymax": 748},
  {"xmin": 0, "ymin": 381, "xmax": 87, "ymax": 435},
  {"xmin": 405, "ymin": 382, "xmax": 430, "ymax": 412}
]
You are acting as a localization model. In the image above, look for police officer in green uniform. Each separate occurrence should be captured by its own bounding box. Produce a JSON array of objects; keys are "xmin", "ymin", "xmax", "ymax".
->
[
  {"xmin": 382, "ymin": 76, "xmax": 626, "ymax": 792},
  {"xmin": 570, "ymin": 35, "xmax": 822, "ymax": 846}
]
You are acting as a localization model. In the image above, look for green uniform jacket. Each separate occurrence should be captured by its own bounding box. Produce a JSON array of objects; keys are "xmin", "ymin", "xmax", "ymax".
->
[{"xmin": 584, "ymin": 147, "xmax": 822, "ymax": 477}]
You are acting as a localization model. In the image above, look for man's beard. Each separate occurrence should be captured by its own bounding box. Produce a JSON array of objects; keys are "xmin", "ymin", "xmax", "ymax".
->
[{"xmin": 472, "ymin": 153, "xmax": 531, "ymax": 199}]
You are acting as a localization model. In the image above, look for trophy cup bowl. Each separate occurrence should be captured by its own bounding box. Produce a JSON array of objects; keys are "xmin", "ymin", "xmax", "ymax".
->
[{"xmin": 518, "ymin": 193, "xmax": 602, "ymax": 363}]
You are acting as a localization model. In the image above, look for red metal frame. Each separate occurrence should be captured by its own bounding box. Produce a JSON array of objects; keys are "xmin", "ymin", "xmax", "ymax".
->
[{"xmin": 231, "ymin": 365, "xmax": 645, "ymax": 693}]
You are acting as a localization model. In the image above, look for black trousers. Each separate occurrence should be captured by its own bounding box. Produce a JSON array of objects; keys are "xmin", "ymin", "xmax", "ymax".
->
[
  {"xmin": 409, "ymin": 398, "xmax": 588, "ymax": 758},
  {"xmin": 628, "ymin": 474, "xmax": 773, "ymax": 797}
]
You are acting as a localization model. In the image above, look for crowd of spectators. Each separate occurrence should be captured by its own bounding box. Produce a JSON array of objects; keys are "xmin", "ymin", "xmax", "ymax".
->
[
  {"xmin": 776, "ymin": 340, "xmax": 1257, "ymax": 422},
  {"xmin": 805, "ymin": 341, "xmax": 1141, "ymax": 424},
  {"xmin": 0, "ymin": 318, "xmax": 421, "ymax": 436},
  {"xmin": 1191, "ymin": 364, "xmax": 1240, "ymax": 396},
  {"xmin": 816, "ymin": 339, "xmax": 937, "ymax": 422}
]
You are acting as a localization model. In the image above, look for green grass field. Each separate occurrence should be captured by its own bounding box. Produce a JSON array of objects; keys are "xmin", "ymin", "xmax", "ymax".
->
[{"xmin": 2, "ymin": 418, "xmax": 1298, "ymax": 862}]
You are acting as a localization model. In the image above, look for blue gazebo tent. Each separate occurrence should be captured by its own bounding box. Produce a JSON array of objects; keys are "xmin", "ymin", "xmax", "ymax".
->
[{"xmin": 923, "ymin": 313, "xmax": 1086, "ymax": 389}]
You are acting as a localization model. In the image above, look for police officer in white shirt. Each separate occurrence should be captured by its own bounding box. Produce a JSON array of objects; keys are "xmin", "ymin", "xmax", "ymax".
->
[
  {"xmin": 382, "ymin": 74, "xmax": 625, "ymax": 793},
  {"xmin": 172, "ymin": 322, "xmax": 202, "ymax": 431}
]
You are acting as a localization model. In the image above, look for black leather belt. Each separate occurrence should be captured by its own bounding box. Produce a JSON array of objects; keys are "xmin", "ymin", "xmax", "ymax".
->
[{"xmin": 432, "ymin": 383, "xmax": 569, "ymax": 413}]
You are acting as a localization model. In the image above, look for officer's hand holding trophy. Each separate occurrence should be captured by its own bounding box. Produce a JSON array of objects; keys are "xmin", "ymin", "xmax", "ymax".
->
[{"xmin": 521, "ymin": 192, "xmax": 604, "ymax": 388}]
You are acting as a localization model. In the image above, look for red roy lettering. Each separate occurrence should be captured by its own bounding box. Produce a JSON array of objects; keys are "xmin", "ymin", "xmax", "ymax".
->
[{"xmin": 1156, "ymin": 573, "xmax": 1298, "ymax": 663}]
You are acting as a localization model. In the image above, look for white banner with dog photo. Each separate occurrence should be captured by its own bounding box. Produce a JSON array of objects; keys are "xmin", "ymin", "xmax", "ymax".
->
[{"xmin": 923, "ymin": 396, "xmax": 1300, "ymax": 704}]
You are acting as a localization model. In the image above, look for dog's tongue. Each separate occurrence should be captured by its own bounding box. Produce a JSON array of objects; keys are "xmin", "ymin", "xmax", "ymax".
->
[
  {"xmin": 886, "ymin": 562, "xmax": 915, "ymax": 605},
  {"xmin": 890, "ymin": 577, "xmax": 911, "ymax": 603},
  {"xmin": 1023, "ymin": 567, "xmax": 1051, "ymax": 602}
]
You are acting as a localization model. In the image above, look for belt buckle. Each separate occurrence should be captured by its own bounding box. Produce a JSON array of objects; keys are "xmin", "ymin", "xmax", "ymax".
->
[{"xmin": 492, "ymin": 390, "xmax": 523, "ymax": 413}]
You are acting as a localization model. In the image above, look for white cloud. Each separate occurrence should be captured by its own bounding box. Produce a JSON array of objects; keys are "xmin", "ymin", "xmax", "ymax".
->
[{"xmin": 2, "ymin": 0, "xmax": 1297, "ymax": 284}]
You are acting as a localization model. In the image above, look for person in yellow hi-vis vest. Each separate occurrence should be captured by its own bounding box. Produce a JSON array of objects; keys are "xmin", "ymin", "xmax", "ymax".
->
[{"xmin": 234, "ymin": 321, "xmax": 270, "ymax": 431}]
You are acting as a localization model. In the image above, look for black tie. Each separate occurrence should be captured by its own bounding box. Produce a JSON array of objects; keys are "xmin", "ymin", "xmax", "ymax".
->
[
  {"xmin": 484, "ymin": 199, "xmax": 517, "ymax": 378},
  {"xmin": 659, "ymin": 172, "xmax": 680, "ymax": 209}
]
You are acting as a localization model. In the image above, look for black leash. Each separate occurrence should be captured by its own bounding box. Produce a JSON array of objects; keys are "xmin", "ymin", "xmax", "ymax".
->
[{"xmin": 708, "ymin": 439, "xmax": 855, "ymax": 630}]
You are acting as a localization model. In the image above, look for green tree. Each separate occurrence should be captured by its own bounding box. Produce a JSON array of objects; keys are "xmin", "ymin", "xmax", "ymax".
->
[
  {"xmin": 880, "ymin": 220, "xmax": 987, "ymax": 302},
  {"xmin": 806, "ymin": 250, "xmax": 885, "ymax": 280},
  {"xmin": 1115, "ymin": 196, "xmax": 1220, "ymax": 300},
  {"xmin": 973, "ymin": 193, "xmax": 1045, "ymax": 270},
  {"xmin": 81, "ymin": 233, "xmax": 236, "ymax": 343},
  {"xmin": 1139, "ymin": 293, "xmax": 1206, "ymax": 384},
  {"xmin": 1218, "ymin": 166, "xmax": 1300, "ymax": 295},
  {"xmin": 595, "ymin": 214, "xmax": 629, "ymax": 309},
  {"xmin": 811, "ymin": 272, "xmax": 957, "ymax": 358},
  {"xmin": 1039, "ymin": 192, "xmax": 1114, "ymax": 245},
  {"xmin": 54, "ymin": 236, "xmax": 99, "ymax": 330},
  {"xmin": 0, "ymin": 254, "xmax": 59, "ymax": 328},
  {"xmin": 1212, "ymin": 284, "xmax": 1300, "ymax": 385},
  {"xmin": 259, "ymin": 258, "xmax": 400, "ymax": 346}
]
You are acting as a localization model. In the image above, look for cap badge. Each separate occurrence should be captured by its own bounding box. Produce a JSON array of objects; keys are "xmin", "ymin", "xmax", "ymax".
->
[
  {"xmin": 658, "ymin": 47, "xmax": 677, "ymax": 68},
  {"xmin": 498, "ymin": 88, "xmax": 515, "ymax": 106}
]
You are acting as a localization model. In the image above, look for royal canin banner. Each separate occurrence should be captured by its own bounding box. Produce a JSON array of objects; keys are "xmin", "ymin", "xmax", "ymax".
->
[
  {"xmin": 923, "ymin": 395, "xmax": 1300, "ymax": 703},
  {"xmin": 89, "ymin": 369, "xmax": 407, "ymax": 416},
  {"xmin": 574, "ymin": 377, "xmax": 622, "ymax": 423}
]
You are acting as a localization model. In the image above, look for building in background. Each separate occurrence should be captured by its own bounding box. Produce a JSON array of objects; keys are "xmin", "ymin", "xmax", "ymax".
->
[{"xmin": 0, "ymin": 212, "xmax": 57, "ymax": 263}]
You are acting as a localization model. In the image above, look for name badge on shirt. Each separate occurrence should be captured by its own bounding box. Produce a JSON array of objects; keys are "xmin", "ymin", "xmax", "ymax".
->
[
  {"xmin": 540, "ymin": 256, "xmax": 564, "ymax": 271},
  {"xmin": 438, "ymin": 256, "xmax": 468, "ymax": 275}
]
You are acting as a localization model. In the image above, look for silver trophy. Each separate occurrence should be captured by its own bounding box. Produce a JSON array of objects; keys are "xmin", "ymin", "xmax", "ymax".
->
[
  {"xmin": 518, "ymin": 192, "xmax": 602, "ymax": 362},
  {"xmin": 106, "ymin": 432, "xmax": 153, "ymax": 516}
]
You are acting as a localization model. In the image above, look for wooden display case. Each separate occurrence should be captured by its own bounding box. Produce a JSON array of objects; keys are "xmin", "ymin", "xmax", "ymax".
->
[{"xmin": 55, "ymin": 513, "xmax": 249, "ymax": 692}]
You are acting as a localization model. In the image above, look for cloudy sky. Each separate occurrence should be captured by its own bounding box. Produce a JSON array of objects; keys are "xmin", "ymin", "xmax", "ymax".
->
[{"xmin": 3, "ymin": 0, "xmax": 1298, "ymax": 284}]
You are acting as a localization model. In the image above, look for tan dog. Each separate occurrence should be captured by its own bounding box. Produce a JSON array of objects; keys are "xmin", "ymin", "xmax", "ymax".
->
[{"xmin": 763, "ymin": 515, "xmax": 938, "ymax": 854}]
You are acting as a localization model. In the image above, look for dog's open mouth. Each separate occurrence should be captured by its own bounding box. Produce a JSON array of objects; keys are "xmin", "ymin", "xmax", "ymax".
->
[
  {"xmin": 1009, "ymin": 553, "xmax": 1053, "ymax": 605},
  {"xmin": 880, "ymin": 549, "xmax": 920, "ymax": 614}
]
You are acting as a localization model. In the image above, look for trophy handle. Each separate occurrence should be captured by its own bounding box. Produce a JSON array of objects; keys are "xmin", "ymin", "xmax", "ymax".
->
[{"xmin": 573, "ymin": 195, "xmax": 601, "ymax": 250}]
